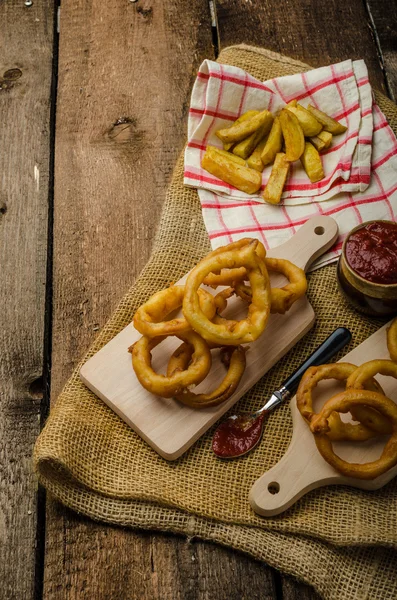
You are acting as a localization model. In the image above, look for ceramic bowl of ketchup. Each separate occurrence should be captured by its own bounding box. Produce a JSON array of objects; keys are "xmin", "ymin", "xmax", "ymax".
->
[{"xmin": 337, "ymin": 220, "xmax": 397, "ymax": 317}]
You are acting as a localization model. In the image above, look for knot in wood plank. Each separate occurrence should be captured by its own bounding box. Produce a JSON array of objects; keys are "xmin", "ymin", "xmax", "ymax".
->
[
  {"xmin": 0, "ymin": 68, "xmax": 23, "ymax": 91},
  {"xmin": 107, "ymin": 117, "xmax": 143, "ymax": 144},
  {"xmin": 136, "ymin": 5, "xmax": 153, "ymax": 21}
]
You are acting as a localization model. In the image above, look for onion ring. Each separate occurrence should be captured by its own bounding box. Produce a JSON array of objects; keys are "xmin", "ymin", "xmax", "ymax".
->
[
  {"xmin": 131, "ymin": 331, "xmax": 211, "ymax": 397},
  {"xmin": 133, "ymin": 285, "xmax": 216, "ymax": 338},
  {"xmin": 183, "ymin": 240, "xmax": 271, "ymax": 345},
  {"xmin": 296, "ymin": 363, "xmax": 390, "ymax": 441},
  {"xmin": 213, "ymin": 287, "xmax": 236, "ymax": 313},
  {"xmin": 347, "ymin": 359, "xmax": 397, "ymax": 391},
  {"xmin": 167, "ymin": 344, "xmax": 246, "ymax": 408},
  {"xmin": 387, "ymin": 317, "xmax": 397, "ymax": 363},
  {"xmin": 234, "ymin": 257, "xmax": 307, "ymax": 314},
  {"xmin": 202, "ymin": 238, "xmax": 266, "ymax": 288},
  {"xmin": 309, "ymin": 389, "xmax": 397, "ymax": 480}
]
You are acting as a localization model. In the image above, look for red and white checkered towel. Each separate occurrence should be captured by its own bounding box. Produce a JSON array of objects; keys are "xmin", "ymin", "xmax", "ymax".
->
[{"xmin": 184, "ymin": 59, "xmax": 397, "ymax": 269}]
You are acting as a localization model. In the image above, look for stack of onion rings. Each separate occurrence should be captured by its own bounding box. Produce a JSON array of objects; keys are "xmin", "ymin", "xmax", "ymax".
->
[
  {"xmin": 202, "ymin": 238, "xmax": 307, "ymax": 316},
  {"xmin": 296, "ymin": 318, "xmax": 397, "ymax": 479},
  {"xmin": 130, "ymin": 238, "xmax": 309, "ymax": 408},
  {"xmin": 310, "ymin": 389, "xmax": 397, "ymax": 480},
  {"xmin": 296, "ymin": 362, "xmax": 390, "ymax": 441},
  {"xmin": 129, "ymin": 238, "xmax": 289, "ymax": 407},
  {"xmin": 131, "ymin": 331, "xmax": 211, "ymax": 398},
  {"xmin": 183, "ymin": 240, "xmax": 271, "ymax": 345},
  {"xmin": 202, "ymin": 238, "xmax": 267, "ymax": 288},
  {"xmin": 134, "ymin": 285, "xmax": 217, "ymax": 337},
  {"xmin": 167, "ymin": 344, "xmax": 247, "ymax": 408},
  {"xmin": 234, "ymin": 257, "xmax": 307, "ymax": 314}
]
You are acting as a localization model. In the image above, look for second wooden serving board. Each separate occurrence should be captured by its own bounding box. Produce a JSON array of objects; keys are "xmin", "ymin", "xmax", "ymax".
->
[
  {"xmin": 250, "ymin": 320, "xmax": 397, "ymax": 516},
  {"xmin": 80, "ymin": 216, "xmax": 338, "ymax": 460}
]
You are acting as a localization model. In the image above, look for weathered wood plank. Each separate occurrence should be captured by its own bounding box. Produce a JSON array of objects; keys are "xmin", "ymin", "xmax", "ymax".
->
[
  {"xmin": 45, "ymin": 504, "xmax": 277, "ymax": 599},
  {"xmin": 0, "ymin": 1, "xmax": 54, "ymax": 598},
  {"xmin": 216, "ymin": 0, "xmax": 386, "ymax": 93},
  {"xmin": 281, "ymin": 575, "xmax": 320, "ymax": 599},
  {"xmin": 44, "ymin": 0, "xmax": 279, "ymax": 598},
  {"xmin": 366, "ymin": 0, "xmax": 397, "ymax": 100}
]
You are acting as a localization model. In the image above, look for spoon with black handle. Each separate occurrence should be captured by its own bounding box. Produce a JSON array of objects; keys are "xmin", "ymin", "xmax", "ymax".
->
[{"xmin": 212, "ymin": 327, "xmax": 352, "ymax": 459}]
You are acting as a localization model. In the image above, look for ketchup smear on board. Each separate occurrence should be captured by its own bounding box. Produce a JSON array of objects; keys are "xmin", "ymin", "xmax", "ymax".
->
[
  {"xmin": 345, "ymin": 221, "xmax": 397, "ymax": 285},
  {"xmin": 212, "ymin": 414, "xmax": 265, "ymax": 458}
]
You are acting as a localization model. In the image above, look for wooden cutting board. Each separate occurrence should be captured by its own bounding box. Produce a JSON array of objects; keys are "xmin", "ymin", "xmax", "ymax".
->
[
  {"xmin": 80, "ymin": 216, "xmax": 338, "ymax": 460},
  {"xmin": 250, "ymin": 320, "xmax": 397, "ymax": 517}
]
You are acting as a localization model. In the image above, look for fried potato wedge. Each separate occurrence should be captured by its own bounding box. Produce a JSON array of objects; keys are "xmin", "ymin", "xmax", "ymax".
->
[
  {"xmin": 202, "ymin": 146, "xmax": 262, "ymax": 194},
  {"xmin": 220, "ymin": 110, "xmax": 260, "ymax": 151},
  {"xmin": 263, "ymin": 153, "xmax": 290, "ymax": 204},
  {"xmin": 216, "ymin": 110, "xmax": 273, "ymax": 144},
  {"xmin": 310, "ymin": 130, "xmax": 333, "ymax": 151},
  {"xmin": 309, "ymin": 136, "xmax": 326, "ymax": 152},
  {"xmin": 246, "ymin": 135, "xmax": 268, "ymax": 172},
  {"xmin": 233, "ymin": 121, "xmax": 270, "ymax": 159},
  {"xmin": 286, "ymin": 104, "xmax": 322, "ymax": 137},
  {"xmin": 300, "ymin": 142, "xmax": 324, "ymax": 183},
  {"xmin": 307, "ymin": 105, "xmax": 347, "ymax": 135},
  {"xmin": 317, "ymin": 130, "xmax": 333, "ymax": 148},
  {"xmin": 287, "ymin": 99, "xmax": 297, "ymax": 107},
  {"xmin": 260, "ymin": 117, "xmax": 283, "ymax": 166},
  {"xmin": 279, "ymin": 109, "xmax": 305, "ymax": 161},
  {"xmin": 206, "ymin": 146, "xmax": 246, "ymax": 166}
]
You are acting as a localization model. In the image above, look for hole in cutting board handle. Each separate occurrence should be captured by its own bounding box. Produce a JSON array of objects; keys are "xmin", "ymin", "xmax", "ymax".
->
[
  {"xmin": 268, "ymin": 482, "xmax": 280, "ymax": 495},
  {"xmin": 314, "ymin": 226, "xmax": 325, "ymax": 235}
]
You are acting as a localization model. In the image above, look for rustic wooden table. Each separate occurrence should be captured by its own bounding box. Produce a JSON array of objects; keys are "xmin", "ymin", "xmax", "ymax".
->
[{"xmin": 1, "ymin": 1, "xmax": 396, "ymax": 598}]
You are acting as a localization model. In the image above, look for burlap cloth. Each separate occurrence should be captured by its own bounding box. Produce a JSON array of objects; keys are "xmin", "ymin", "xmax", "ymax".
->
[{"xmin": 34, "ymin": 46, "xmax": 397, "ymax": 599}]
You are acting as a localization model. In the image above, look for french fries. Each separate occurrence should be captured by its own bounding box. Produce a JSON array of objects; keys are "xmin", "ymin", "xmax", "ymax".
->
[
  {"xmin": 300, "ymin": 142, "xmax": 324, "ymax": 182},
  {"xmin": 221, "ymin": 110, "xmax": 260, "ymax": 151},
  {"xmin": 201, "ymin": 146, "xmax": 262, "ymax": 194},
  {"xmin": 310, "ymin": 130, "xmax": 333, "ymax": 151},
  {"xmin": 233, "ymin": 122, "xmax": 270, "ymax": 159},
  {"xmin": 279, "ymin": 109, "xmax": 305, "ymax": 161},
  {"xmin": 309, "ymin": 136, "xmax": 326, "ymax": 152},
  {"xmin": 263, "ymin": 153, "xmax": 290, "ymax": 204},
  {"xmin": 206, "ymin": 146, "xmax": 246, "ymax": 166},
  {"xmin": 246, "ymin": 135, "xmax": 269, "ymax": 171},
  {"xmin": 216, "ymin": 110, "xmax": 273, "ymax": 144},
  {"xmin": 200, "ymin": 97, "xmax": 348, "ymax": 199},
  {"xmin": 261, "ymin": 117, "xmax": 283, "ymax": 166},
  {"xmin": 286, "ymin": 104, "xmax": 322, "ymax": 137},
  {"xmin": 307, "ymin": 105, "xmax": 347, "ymax": 135},
  {"xmin": 317, "ymin": 130, "xmax": 333, "ymax": 148}
]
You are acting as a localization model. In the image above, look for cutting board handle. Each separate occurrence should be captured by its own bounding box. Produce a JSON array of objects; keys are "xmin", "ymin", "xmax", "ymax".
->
[
  {"xmin": 248, "ymin": 428, "xmax": 340, "ymax": 516},
  {"xmin": 249, "ymin": 320, "xmax": 397, "ymax": 516},
  {"xmin": 267, "ymin": 215, "xmax": 339, "ymax": 271}
]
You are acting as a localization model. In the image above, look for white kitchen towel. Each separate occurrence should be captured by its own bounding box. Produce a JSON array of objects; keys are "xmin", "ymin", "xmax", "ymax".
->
[{"xmin": 184, "ymin": 60, "xmax": 397, "ymax": 269}]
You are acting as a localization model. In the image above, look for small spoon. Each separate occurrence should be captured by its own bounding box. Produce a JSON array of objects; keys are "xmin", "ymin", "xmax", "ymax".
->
[{"xmin": 212, "ymin": 327, "xmax": 352, "ymax": 459}]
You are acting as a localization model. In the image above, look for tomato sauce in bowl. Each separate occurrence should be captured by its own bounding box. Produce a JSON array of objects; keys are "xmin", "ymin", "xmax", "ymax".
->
[
  {"xmin": 337, "ymin": 220, "xmax": 397, "ymax": 317},
  {"xmin": 345, "ymin": 221, "xmax": 397, "ymax": 285}
]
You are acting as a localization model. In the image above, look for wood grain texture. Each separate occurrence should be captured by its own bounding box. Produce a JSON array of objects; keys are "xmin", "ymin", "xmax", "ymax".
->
[
  {"xmin": 366, "ymin": 0, "xmax": 397, "ymax": 100},
  {"xmin": 216, "ymin": 0, "xmax": 387, "ymax": 93},
  {"xmin": 50, "ymin": 0, "xmax": 212, "ymax": 389},
  {"xmin": 45, "ymin": 0, "xmax": 281, "ymax": 599},
  {"xmin": 0, "ymin": 1, "xmax": 54, "ymax": 599},
  {"xmin": 45, "ymin": 504, "xmax": 277, "ymax": 600},
  {"xmin": 280, "ymin": 575, "xmax": 320, "ymax": 600}
]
